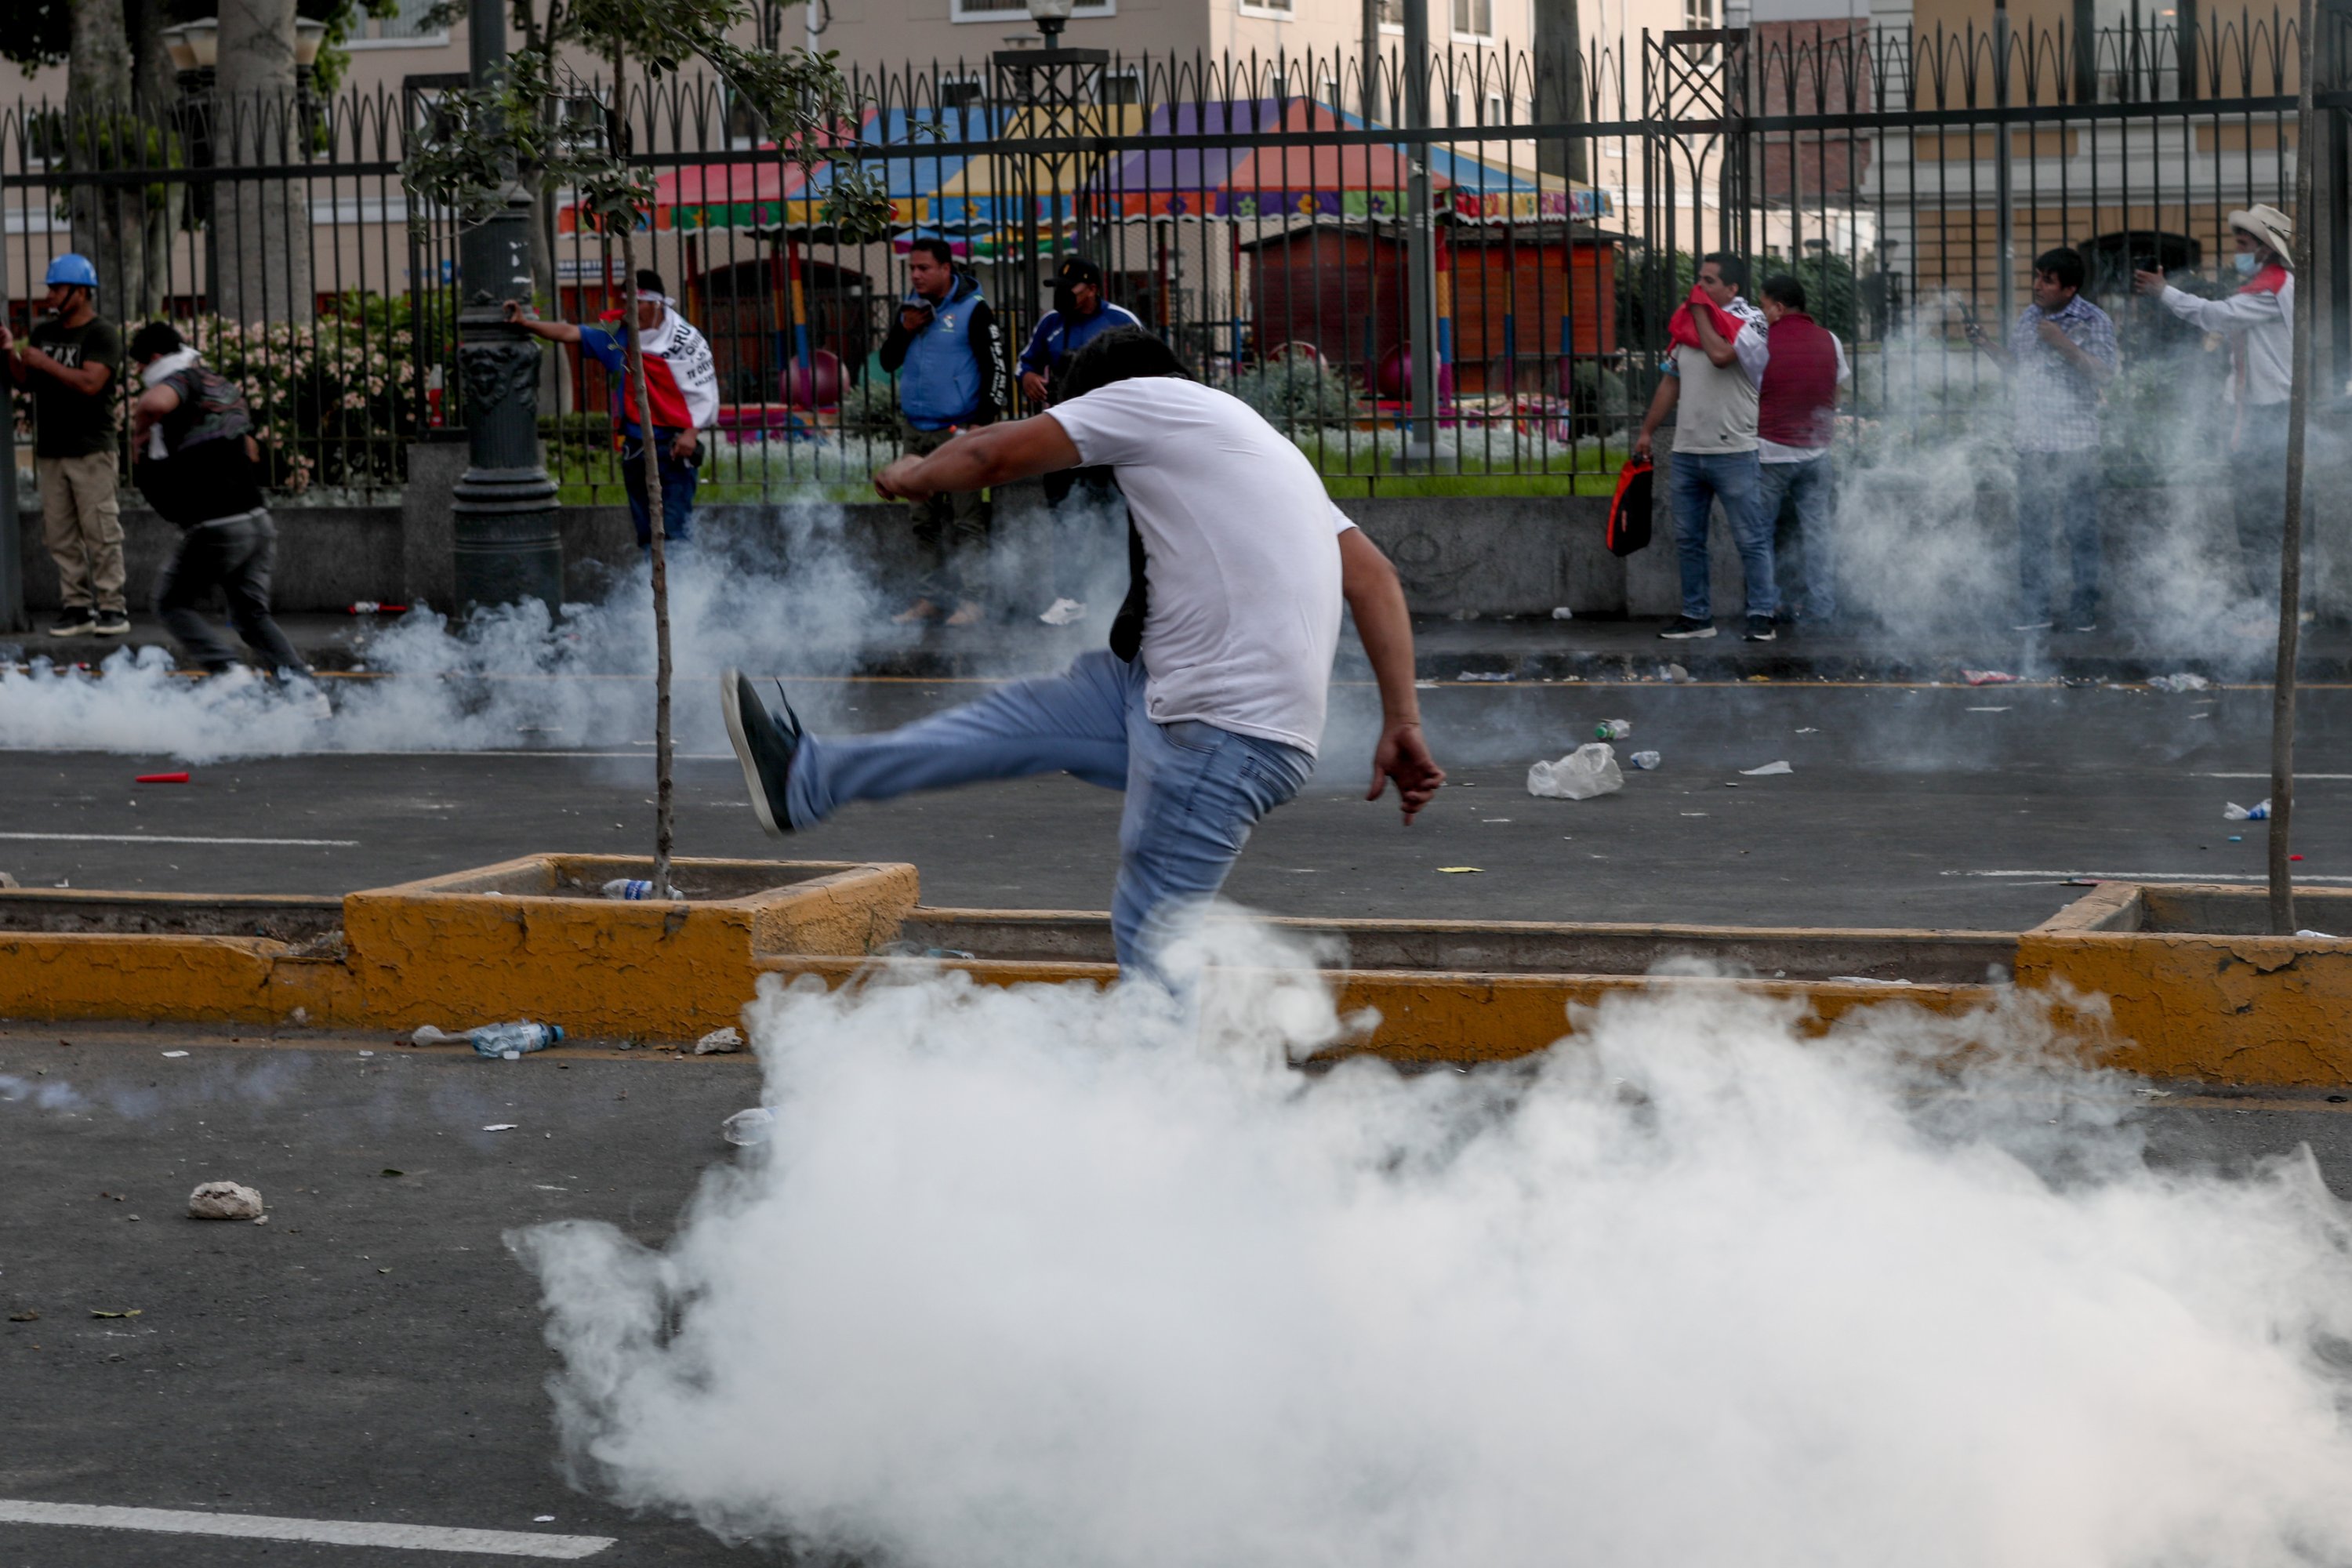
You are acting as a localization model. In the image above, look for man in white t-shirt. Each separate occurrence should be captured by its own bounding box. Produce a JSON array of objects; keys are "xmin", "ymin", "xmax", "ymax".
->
[{"xmin": 720, "ymin": 328, "xmax": 1444, "ymax": 977}]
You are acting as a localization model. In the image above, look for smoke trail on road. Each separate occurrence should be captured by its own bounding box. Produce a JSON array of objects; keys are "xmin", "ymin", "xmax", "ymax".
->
[
  {"xmin": 0, "ymin": 494, "xmax": 1142, "ymax": 764},
  {"xmin": 514, "ymin": 930, "xmax": 2352, "ymax": 1568}
]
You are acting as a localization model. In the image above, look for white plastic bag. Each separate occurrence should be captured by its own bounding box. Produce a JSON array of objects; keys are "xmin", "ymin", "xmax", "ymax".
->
[{"xmin": 1528, "ymin": 742, "xmax": 1624, "ymax": 800}]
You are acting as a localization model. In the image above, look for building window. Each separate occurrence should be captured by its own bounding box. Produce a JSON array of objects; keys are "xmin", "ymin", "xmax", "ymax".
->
[
  {"xmin": 1239, "ymin": 0, "xmax": 1295, "ymax": 13},
  {"xmin": 1096, "ymin": 70, "xmax": 1144, "ymax": 106},
  {"xmin": 1682, "ymin": 0, "xmax": 1715, "ymax": 27},
  {"xmin": 1452, "ymin": 0, "xmax": 1493, "ymax": 36},
  {"xmin": 938, "ymin": 75, "xmax": 986, "ymax": 111},
  {"xmin": 952, "ymin": 0, "xmax": 1114, "ymax": 20},
  {"xmin": 353, "ymin": 0, "xmax": 448, "ymax": 45}
]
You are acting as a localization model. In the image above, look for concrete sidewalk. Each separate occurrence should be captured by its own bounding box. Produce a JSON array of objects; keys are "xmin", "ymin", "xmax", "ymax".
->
[{"xmin": 12, "ymin": 608, "xmax": 2350, "ymax": 684}]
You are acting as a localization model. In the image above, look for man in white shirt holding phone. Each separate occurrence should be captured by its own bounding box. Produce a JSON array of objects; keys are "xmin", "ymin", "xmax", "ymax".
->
[{"xmin": 721, "ymin": 328, "xmax": 1444, "ymax": 978}]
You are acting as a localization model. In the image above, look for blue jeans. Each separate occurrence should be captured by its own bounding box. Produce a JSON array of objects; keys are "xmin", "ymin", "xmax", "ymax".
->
[
  {"xmin": 784, "ymin": 650, "xmax": 1315, "ymax": 976},
  {"xmin": 1759, "ymin": 456, "xmax": 1836, "ymax": 619},
  {"xmin": 621, "ymin": 434, "xmax": 698, "ymax": 550},
  {"xmin": 1668, "ymin": 448, "xmax": 1775, "ymax": 621},
  {"xmin": 2014, "ymin": 448, "xmax": 2102, "ymax": 622}
]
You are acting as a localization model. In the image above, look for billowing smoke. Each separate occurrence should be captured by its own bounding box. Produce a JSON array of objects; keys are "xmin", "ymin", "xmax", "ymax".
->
[
  {"xmin": 1833, "ymin": 288, "xmax": 2336, "ymax": 670},
  {"xmin": 0, "ymin": 495, "xmax": 1129, "ymax": 764},
  {"xmin": 512, "ymin": 925, "xmax": 2352, "ymax": 1566}
]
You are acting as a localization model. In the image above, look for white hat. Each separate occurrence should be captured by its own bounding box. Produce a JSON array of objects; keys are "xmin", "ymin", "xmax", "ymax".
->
[{"xmin": 2227, "ymin": 205, "xmax": 2295, "ymax": 267}]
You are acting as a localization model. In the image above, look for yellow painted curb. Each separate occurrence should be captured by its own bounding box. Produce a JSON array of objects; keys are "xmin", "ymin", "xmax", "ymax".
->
[{"xmin": 5, "ymin": 871, "xmax": 2350, "ymax": 1087}]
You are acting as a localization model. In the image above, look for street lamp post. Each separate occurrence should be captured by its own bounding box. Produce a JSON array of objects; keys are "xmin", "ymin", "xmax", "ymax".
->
[
  {"xmin": 447, "ymin": 0, "xmax": 563, "ymax": 613},
  {"xmin": 993, "ymin": 0, "xmax": 1107, "ymax": 342}
]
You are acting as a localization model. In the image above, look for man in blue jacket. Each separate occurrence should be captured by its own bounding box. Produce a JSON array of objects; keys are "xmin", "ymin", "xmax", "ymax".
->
[
  {"xmin": 1019, "ymin": 254, "xmax": 1142, "ymax": 626},
  {"xmin": 879, "ymin": 238, "xmax": 1005, "ymax": 626}
]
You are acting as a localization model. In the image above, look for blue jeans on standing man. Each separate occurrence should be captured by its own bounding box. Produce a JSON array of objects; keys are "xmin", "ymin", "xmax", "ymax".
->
[
  {"xmin": 782, "ymin": 649, "xmax": 1315, "ymax": 976},
  {"xmin": 2014, "ymin": 448, "xmax": 2103, "ymax": 626},
  {"xmin": 1758, "ymin": 455, "xmax": 1837, "ymax": 620},
  {"xmin": 1669, "ymin": 448, "xmax": 1777, "ymax": 622},
  {"xmin": 621, "ymin": 432, "xmax": 698, "ymax": 551}
]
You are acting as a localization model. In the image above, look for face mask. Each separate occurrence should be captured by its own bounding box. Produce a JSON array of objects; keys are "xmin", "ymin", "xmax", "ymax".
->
[{"xmin": 2234, "ymin": 252, "xmax": 2260, "ymax": 278}]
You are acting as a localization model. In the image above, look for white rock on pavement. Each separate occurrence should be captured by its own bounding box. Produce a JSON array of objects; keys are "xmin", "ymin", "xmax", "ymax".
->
[
  {"xmin": 693, "ymin": 1026, "xmax": 745, "ymax": 1055},
  {"xmin": 187, "ymin": 1181, "xmax": 265, "ymax": 1221}
]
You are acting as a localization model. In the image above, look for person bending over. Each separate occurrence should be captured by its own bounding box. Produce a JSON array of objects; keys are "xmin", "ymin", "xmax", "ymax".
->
[
  {"xmin": 720, "ymin": 327, "xmax": 1444, "ymax": 978},
  {"xmin": 126, "ymin": 321, "xmax": 314, "ymax": 689}
]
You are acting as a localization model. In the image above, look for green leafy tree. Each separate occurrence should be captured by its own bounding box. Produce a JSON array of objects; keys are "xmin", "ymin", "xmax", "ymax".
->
[{"xmin": 401, "ymin": 0, "xmax": 887, "ymax": 895}]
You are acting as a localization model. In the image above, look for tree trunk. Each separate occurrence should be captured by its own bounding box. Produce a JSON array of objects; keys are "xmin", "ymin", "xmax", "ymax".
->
[
  {"xmin": 66, "ymin": 0, "xmax": 158, "ymax": 321},
  {"xmin": 213, "ymin": 0, "xmax": 313, "ymax": 328},
  {"xmin": 615, "ymin": 49, "xmax": 677, "ymax": 900}
]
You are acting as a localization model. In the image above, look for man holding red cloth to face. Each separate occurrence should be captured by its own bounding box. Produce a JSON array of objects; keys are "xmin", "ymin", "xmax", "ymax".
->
[{"xmin": 1633, "ymin": 252, "xmax": 1777, "ymax": 643}]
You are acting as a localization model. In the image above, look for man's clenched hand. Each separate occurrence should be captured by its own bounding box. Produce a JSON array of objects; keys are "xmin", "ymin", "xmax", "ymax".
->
[{"xmin": 1368, "ymin": 721, "xmax": 1445, "ymax": 823}]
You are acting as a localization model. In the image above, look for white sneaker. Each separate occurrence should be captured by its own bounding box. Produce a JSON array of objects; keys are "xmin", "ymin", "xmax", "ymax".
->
[{"xmin": 1039, "ymin": 597, "xmax": 1087, "ymax": 627}]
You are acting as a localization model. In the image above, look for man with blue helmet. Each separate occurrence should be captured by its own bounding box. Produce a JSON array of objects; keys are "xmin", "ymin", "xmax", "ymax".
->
[{"xmin": 1, "ymin": 254, "xmax": 128, "ymax": 637}]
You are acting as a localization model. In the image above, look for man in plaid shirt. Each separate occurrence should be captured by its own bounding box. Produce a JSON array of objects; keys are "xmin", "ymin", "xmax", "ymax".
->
[{"xmin": 1965, "ymin": 246, "xmax": 2118, "ymax": 632}]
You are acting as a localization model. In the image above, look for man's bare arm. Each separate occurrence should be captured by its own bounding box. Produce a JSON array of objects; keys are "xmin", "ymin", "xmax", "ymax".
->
[
  {"xmin": 16, "ymin": 347, "xmax": 111, "ymax": 396},
  {"xmin": 1687, "ymin": 305, "xmax": 1740, "ymax": 368},
  {"xmin": 503, "ymin": 299, "xmax": 582, "ymax": 344},
  {"xmin": 873, "ymin": 414, "xmax": 1082, "ymax": 499},
  {"xmin": 129, "ymin": 383, "xmax": 181, "ymax": 457},
  {"xmin": 1339, "ymin": 526, "xmax": 1445, "ymax": 823}
]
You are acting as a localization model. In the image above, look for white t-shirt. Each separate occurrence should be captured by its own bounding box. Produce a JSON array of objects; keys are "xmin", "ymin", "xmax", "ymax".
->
[{"xmin": 1047, "ymin": 377, "xmax": 1356, "ymax": 757}]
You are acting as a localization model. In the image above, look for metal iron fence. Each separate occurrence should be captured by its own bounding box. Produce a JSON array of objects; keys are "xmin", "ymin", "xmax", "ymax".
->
[{"xmin": 0, "ymin": 14, "xmax": 2339, "ymax": 500}]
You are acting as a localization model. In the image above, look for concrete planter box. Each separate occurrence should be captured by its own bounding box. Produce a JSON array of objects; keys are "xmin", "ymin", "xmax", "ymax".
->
[
  {"xmin": 2019, "ymin": 882, "xmax": 2352, "ymax": 1087},
  {"xmin": 339, "ymin": 855, "xmax": 920, "ymax": 1038}
]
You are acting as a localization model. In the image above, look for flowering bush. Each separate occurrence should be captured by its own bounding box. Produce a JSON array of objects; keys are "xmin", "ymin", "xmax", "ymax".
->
[{"xmin": 197, "ymin": 290, "xmax": 450, "ymax": 495}]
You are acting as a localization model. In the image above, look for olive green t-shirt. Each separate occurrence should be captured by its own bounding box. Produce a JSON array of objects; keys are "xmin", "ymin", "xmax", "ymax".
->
[{"xmin": 26, "ymin": 314, "xmax": 122, "ymax": 459}]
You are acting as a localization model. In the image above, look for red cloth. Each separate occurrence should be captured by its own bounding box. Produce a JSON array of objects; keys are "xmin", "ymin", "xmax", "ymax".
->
[
  {"xmin": 2239, "ymin": 262, "xmax": 2290, "ymax": 296},
  {"xmin": 1668, "ymin": 286, "xmax": 1745, "ymax": 352},
  {"xmin": 1757, "ymin": 311, "xmax": 1839, "ymax": 450}
]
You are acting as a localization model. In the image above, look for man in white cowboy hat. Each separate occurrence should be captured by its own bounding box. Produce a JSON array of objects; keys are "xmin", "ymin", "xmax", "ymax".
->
[{"xmin": 2135, "ymin": 205, "xmax": 2299, "ymax": 601}]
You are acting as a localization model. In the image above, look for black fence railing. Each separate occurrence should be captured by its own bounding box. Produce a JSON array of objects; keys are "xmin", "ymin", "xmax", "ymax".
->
[{"xmin": 0, "ymin": 14, "xmax": 2337, "ymax": 500}]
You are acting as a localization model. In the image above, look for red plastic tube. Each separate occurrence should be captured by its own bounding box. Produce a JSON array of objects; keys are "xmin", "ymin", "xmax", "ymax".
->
[{"xmin": 135, "ymin": 771, "xmax": 191, "ymax": 785}]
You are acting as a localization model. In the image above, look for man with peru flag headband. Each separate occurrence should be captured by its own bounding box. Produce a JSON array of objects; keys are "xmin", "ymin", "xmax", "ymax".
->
[
  {"xmin": 506, "ymin": 270, "xmax": 719, "ymax": 552},
  {"xmin": 2135, "ymin": 206, "xmax": 2301, "ymax": 602}
]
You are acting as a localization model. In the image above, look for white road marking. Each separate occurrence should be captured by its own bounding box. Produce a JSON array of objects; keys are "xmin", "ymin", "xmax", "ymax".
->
[
  {"xmin": 1951, "ymin": 870, "xmax": 2352, "ymax": 883},
  {"xmin": 0, "ymin": 833, "xmax": 358, "ymax": 847},
  {"xmin": 0, "ymin": 1500, "xmax": 613, "ymax": 1558},
  {"xmin": 2199, "ymin": 772, "xmax": 2352, "ymax": 780}
]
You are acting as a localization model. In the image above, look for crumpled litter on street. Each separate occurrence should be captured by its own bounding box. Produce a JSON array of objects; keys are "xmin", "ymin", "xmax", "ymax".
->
[
  {"xmin": 1528, "ymin": 742, "xmax": 1624, "ymax": 800},
  {"xmin": 692, "ymin": 1026, "xmax": 745, "ymax": 1055},
  {"xmin": 2148, "ymin": 673, "xmax": 2215, "ymax": 692},
  {"xmin": 1740, "ymin": 760, "xmax": 1795, "ymax": 776},
  {"xmin": 1962, "ymin": 669, "xmax": 2019, "ymax": 686}
]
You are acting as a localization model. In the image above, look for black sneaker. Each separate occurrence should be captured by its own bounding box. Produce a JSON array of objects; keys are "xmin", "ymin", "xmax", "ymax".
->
[
  {"xmin": 46, "ymin": 612, "xmax": 97, "ymax": 637},
  {"xmin": 92, "ymin": 613, "xmax": 131, "ymax": 637},
  {"xmin": 1658, "ymin": 616, "xmax": 1716, "ymax": 640},
  {"xmin": 1743, "ymin": 615, "xmax": 1777, "ymax": 642},
  {"xmin": 720, "ymin": 667, "xmax": 801, "ymax": 837}
]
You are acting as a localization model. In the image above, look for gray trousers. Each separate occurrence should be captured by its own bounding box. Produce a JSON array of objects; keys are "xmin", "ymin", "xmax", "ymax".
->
[
  {"xmin": 156, "ymin": 509, "xmax": 309, "ymax": 676},
  {"xmin": 898, "ymin": 419, "xmax": 990, "ymax": 602}
]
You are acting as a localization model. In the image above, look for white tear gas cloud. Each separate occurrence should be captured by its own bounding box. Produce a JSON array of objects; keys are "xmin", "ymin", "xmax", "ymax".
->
[
  {"xmin": 0, "ymin": 495, "xmax": 1134, "ymax": 765},
  {"xmin": 514, "ymin": 925, "xmax": 2352, "ymax": 1568},
  {"xmin": 1837, "ymin": 291, "xmax": 2345, "ymax": 668}
]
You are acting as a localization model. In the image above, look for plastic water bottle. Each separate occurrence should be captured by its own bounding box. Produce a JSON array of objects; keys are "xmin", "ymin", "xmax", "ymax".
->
[
  {"xmin": 601, "ymin": 878, "xmax": 653, "ymax": 900},
  {"xmin": 2223, "ymin": 800, "xmax": 2272, "ymax": 822},
  {"xmin": 1595, "ymin": 719, "xmax": 1633, "ymax": 741},
  {"xmin": 470, "ymin": 1022, "xmax": 564, "ymax": 1060},
  {"xmin": 720, "ymin": 1108, "xmax": 776, "ymax": 1147},
  {"xmin": 1629, "ymin": 750, "xmax": 1661, "ymax": 771}
]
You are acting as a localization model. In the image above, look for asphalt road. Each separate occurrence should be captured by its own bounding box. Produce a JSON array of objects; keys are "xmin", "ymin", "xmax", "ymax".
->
[
  {"xmin": 3, "ymin": 677, "xmax": 2350, "ymax": 930},
  {"xmin": 2, "ymin": 1029, "xmax": 2349, "ymax": 1567}
]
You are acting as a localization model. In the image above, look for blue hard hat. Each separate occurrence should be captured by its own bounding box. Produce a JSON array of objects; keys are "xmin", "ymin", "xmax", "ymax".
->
[{"xmin": 46, "ymin": 253, "xmax": 99, "ymax": 289}]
